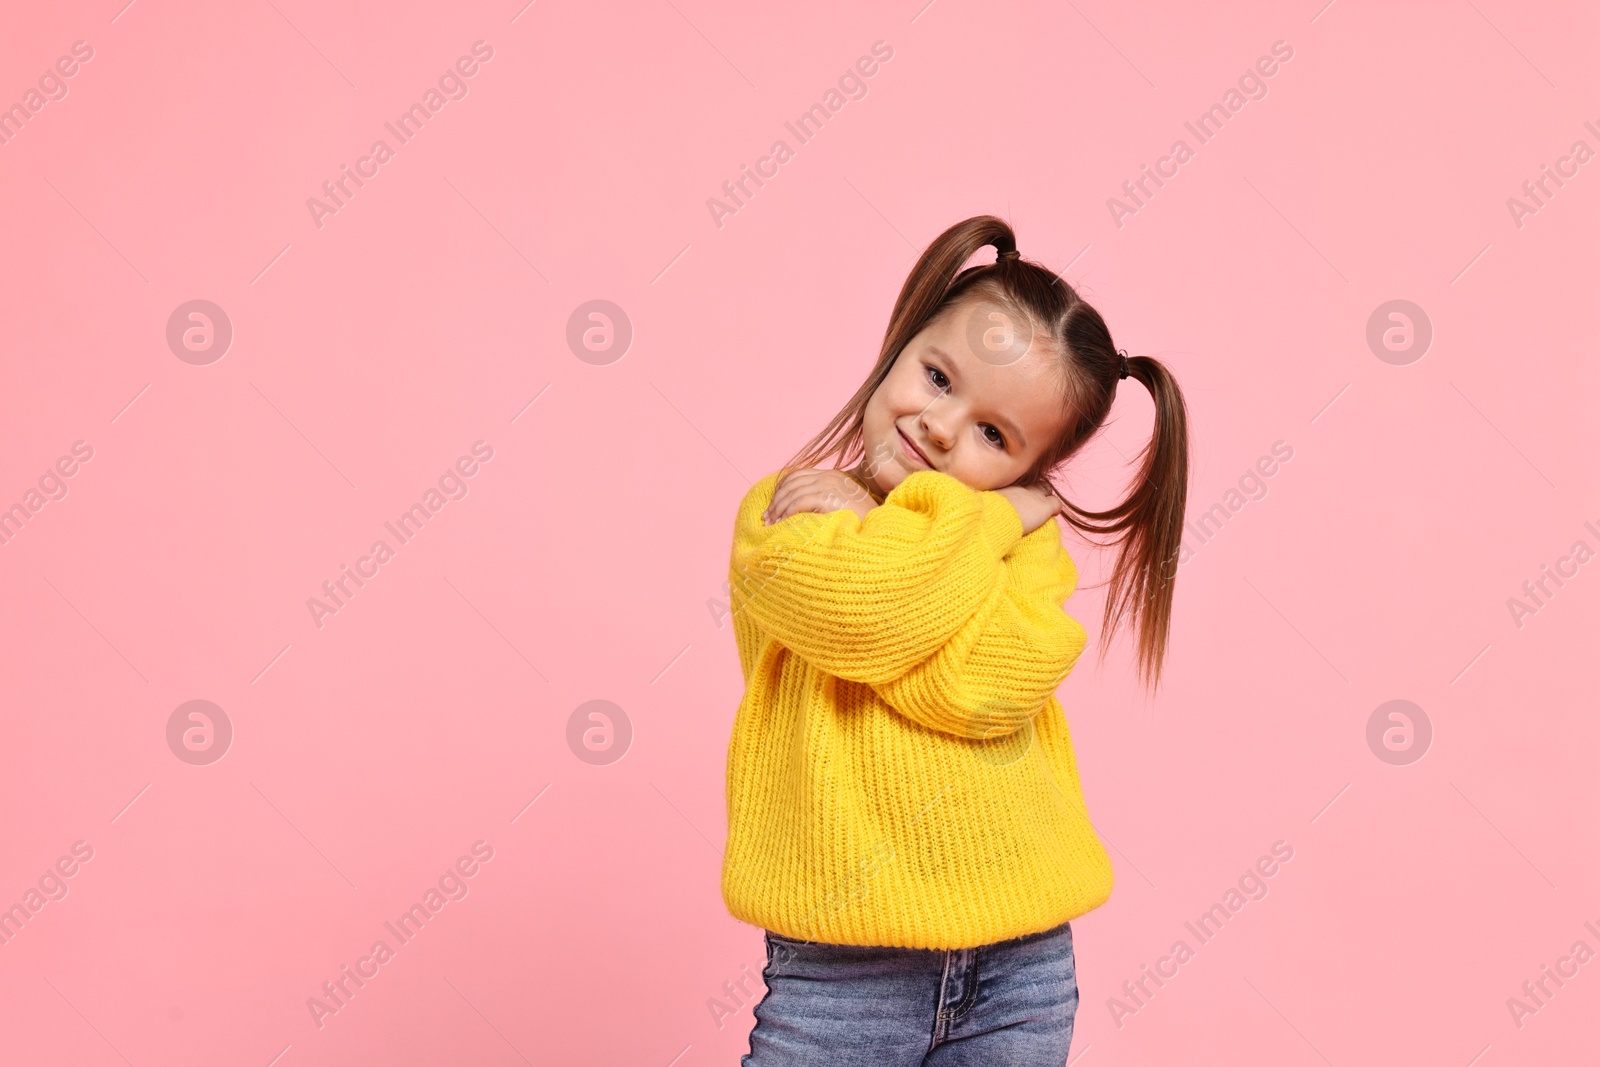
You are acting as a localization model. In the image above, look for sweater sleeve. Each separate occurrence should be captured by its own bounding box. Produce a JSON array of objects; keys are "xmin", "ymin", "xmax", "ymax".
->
[
  {"xmin": 867, "ymin": 517, "xmax": 1089, "ymax": 739},
  {"xmin": 728, "ymin": 469, "xmax": 1027, "ymax": 687}
]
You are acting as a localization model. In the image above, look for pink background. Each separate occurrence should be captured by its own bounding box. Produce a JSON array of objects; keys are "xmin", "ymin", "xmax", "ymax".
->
[{"xmin": 1, "ymin": 0, "xmax": 1596, "ymax": 1064}]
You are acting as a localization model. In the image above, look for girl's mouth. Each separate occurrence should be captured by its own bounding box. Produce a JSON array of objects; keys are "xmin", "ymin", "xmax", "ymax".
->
[{"xmin": 898, "ymin": 429, "xmax": 930, "ymax": 467}]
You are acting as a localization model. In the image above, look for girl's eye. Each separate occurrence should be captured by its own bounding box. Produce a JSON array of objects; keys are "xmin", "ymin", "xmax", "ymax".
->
[{"xmin": 925, "ymin": 366, "xmax": 1006, "ymax": 449}]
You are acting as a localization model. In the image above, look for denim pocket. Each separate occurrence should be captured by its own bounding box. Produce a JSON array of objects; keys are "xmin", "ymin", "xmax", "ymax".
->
[
  {"xmin": 763, "ymin": 931, "xmax": 811, "ymax": 979},
  {"xmin": 765, "ymin": 931, "xmax": 819, "ymax": 965}
]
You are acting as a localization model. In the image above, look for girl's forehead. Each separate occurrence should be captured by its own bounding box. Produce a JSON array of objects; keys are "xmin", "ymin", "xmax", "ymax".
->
[
  {"xmin": 934, "ymin": 293, "xmax": 1053, "ymax": 352},
  {"xmin": 919, "ymin": 302, "xmax": 1063, "ymax": 381}
]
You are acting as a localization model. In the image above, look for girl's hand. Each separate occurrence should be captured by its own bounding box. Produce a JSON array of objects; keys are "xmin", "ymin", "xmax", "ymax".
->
[
  {"xmin": 763, "ymin": 469, "xmax": 877, "ymax": 526},
  {"xmin": 994, "ymin": 482, "xmax": 1063, "ymax": 535}
]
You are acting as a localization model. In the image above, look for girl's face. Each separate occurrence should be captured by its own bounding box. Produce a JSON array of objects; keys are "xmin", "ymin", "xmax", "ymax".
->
[{"xmin": 853, "ymin": 294, "xmax": 1067, "ymax": 497}]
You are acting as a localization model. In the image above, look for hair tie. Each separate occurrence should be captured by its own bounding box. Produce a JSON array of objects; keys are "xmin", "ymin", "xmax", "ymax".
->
[
  {"xmin": 1117, "ymin": 349, "xmax": 1130, "ymax": 379},
  {"xmin": 996, "ymin": 247, "xmax": 1020, "ymax": 262}
]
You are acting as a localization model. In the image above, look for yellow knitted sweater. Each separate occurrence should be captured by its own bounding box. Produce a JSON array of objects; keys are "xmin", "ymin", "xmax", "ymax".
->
[{"xmin": 722, "ymin": 468, "xmax": 1114, "ymax": 951}]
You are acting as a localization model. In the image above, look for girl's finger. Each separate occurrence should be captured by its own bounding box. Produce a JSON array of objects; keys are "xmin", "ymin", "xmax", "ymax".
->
[
  {"xmin": 782, "ymin": 490, "xmax": 823, "ymax": 520},
  {"xmin": 768, "ymin": 476, "xmax": 800, "ymax": 524},
  {"xmin": 765, "ymin": 479, "xmax": 802, "ymax": 523},
  {"xmin": 767, "ymin": 469, "xmax": 822, "ymax": 522},
  {"xmin": 766, "ymin": 477, "xmax": 802, "ymax": 522},
  {"xmin": 767, "ymin": 468, "xmax": 847, "ymax": 523},
  {"xmin": 784, "ymin": 487, "xmax": 838, "ymax": 523}
]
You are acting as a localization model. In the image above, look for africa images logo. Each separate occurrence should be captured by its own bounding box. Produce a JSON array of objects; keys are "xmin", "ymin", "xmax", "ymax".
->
[
  {"xmin": 306, "ymin": 841, "xmax": 496, "ymax": 1030},
  {"xmin": 305, "ymin": 41, "xmax": 496, "ymax": 230}
]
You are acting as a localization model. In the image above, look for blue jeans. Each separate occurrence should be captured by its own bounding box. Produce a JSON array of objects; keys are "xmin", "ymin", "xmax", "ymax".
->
[{"xmin": 741, "ymin": 919, "xmax": 1078, "ymax": 1066}]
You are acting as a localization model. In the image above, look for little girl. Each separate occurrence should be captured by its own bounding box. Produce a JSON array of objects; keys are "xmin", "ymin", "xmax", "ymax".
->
[{"xmin": 723, "ymin": 215, "xmax": 1190, "ymax": 1065}]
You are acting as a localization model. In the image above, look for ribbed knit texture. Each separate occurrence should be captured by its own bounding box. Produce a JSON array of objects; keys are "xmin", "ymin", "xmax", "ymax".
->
[{"xmin": 721, "ymin": 468, "xmax": 1114, "ymax": 951}]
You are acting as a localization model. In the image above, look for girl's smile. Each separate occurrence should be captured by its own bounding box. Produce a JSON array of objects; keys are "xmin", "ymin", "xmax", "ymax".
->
[{"xmin": 897, "ymin": 427, "xmax": 932, "ymax": 468}]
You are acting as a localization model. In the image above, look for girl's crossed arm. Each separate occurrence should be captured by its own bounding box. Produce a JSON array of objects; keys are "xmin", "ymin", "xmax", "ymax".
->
[
  {"xmin": 867, "ymin": 523, "xmax": 1085, "ymax": 740},
  {"xmin": 730, "ymin": 468, "xmax": 1087, "ymax": 740}
]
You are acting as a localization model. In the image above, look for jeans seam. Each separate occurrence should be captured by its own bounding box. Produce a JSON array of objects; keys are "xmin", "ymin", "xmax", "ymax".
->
[
  {"xmin": 945, "ymin": 948, "xmax": 981, "ymax": 1022},
  {"xmin": 927, "ymin": 949, "xmax": 954, "ymax": 1052}
]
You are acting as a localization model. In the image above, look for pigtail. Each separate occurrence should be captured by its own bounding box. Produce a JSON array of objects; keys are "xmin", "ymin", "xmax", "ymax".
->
[
  {"xmin": 1058, "ymin": 354, "xmax": 1191, "ymax": 691},
  {"xmin": 878, "ymin": 216, "xmax": 1019, "ymax": 364}
]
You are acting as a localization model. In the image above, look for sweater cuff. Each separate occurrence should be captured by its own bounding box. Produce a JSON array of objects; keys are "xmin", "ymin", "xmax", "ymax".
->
[
  {"xmin": 976, "ymin": 490, "xmax": 1026, "ymax": 562},
  {"xmin": 879, "ymin": 470, "xmax": 1028, "ymax": 563}
]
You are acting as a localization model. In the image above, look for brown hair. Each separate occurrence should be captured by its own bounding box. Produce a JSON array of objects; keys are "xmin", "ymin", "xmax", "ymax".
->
[{"xmin": 774, "ymin": 214, "xmax": 1191, "ymax": 690}]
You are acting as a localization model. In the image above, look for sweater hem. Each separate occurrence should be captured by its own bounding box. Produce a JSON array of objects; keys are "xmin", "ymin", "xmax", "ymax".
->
[{"xmin": 722, "ymin": 879, "xmax": 1114, "ymax": 952}]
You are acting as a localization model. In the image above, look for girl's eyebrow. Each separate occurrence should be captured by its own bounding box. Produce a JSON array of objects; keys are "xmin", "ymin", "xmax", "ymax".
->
[{"xmin": 925, "ymin": 345, "xmax": 1029, "ymax": 450}]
